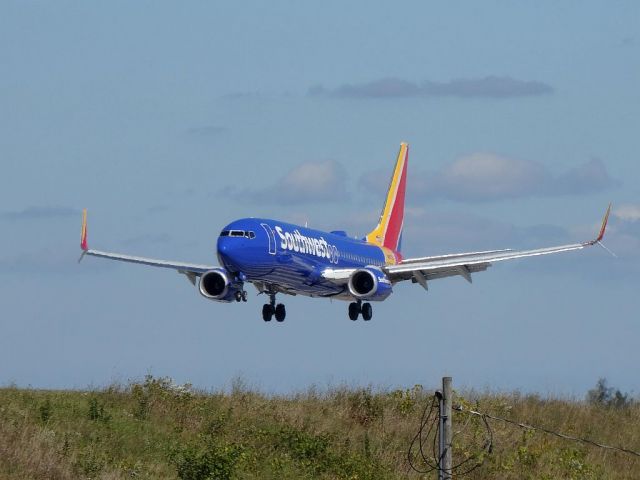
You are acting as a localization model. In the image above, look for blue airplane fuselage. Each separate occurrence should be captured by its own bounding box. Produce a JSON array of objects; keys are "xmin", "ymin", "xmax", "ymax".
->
[{"xmin": 217, "ymin": 218, "xmax": 392, "ymax": 298}]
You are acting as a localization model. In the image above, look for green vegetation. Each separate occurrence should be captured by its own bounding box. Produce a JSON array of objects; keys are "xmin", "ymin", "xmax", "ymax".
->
[
  {"xmin": 0, "ymin": 376, "xmax": 638, "ymax": 479},
  {"xmin": 587, "ymin": 377, "xmax": 634, "ymax": 410}
]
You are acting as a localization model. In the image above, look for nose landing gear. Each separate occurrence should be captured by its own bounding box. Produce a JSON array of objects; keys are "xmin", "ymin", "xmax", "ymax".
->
[{"xmin": 348, "ymin": 300, "xmax": 373, "ymax": 321}]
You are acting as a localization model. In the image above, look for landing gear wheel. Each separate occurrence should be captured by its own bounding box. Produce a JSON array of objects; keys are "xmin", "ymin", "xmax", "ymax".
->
[
  {"xmin": 275, "ymin": 303, "xmax": 286, "ymax": 322},
  {"xmin": 262, "ymin": 304, "xmax": 274, "ymax": 322},
  {"xmin": 235, "ymin": 291, "xmax": 243, "ymax": 302},
  {"xmin": 361, "ymin": 302, "xmax": 372, "ymax": 321},
  {"xmin": 348, "ymin": 302, "xmax": 361, "ymax": 321},
  {"xmin": 241, "ymin": 290, "xmax": 248, "ymax": 302}
]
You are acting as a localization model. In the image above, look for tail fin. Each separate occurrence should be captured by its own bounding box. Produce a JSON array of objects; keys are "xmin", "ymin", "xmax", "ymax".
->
[{"xmin": 366, "ymin": 143, "xmax": 408, "ymax": 253}]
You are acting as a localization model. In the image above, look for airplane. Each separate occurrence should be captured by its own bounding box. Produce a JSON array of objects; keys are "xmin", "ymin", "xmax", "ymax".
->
[{"xmin": 79, "ymin": 143, "xmax": 612, "ymax": 322}]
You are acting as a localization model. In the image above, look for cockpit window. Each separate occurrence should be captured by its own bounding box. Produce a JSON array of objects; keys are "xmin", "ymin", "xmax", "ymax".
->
[{"xmin": 220, "ymin": 230, "xmax": 256, "ymax": 239}]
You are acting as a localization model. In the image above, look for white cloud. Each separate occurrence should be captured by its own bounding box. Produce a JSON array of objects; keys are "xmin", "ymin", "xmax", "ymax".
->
[
  {"xmin": 436, "ymin": 153, "xmax": 548, "ymax": 201},
  {"xmin": 360, "ymin": 153, "xmax": 619, "ymax": 202},
  {"xmin": 0, "ymin": 206, "xmax": 79, "ymax": 221},
  {"xmin": 309, "ymin": 76, "xmax": 554, "ymax": 99},
  {"xmin": 223, "ymin": 160, "xmax": 348, "ymax": 205},
  {"xmin": 549, "ymin": 158, "xmax": 620, "ymax": 195},
  {"xmin": 614, "ymin": 204, "xmax": 640, "ymax": 222},
  {"xmin": 280, "ymin": 161, "xmax": 339, "ymax": 196}
]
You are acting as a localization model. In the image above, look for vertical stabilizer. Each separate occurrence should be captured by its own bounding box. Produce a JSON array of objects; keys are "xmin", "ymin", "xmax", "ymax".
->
[{"xmin": 366, "ymin": 143, "xmax": 408, "ymax": 253}]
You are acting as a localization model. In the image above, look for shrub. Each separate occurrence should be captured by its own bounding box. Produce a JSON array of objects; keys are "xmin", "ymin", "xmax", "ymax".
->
[
  {"xmin": 169, "ymin": 440, "xmax": 243, "ymax": 480},
  {"xmin": 87, "ymin": 397, "xmax": 111, "ymax": 423},
  {"xmin": 75, "ymin": 448, "xmax": 107, "ymax": 477},
  {"xmin": 389, "ymin": 385, "xmax": 423, "ymax": 416},
  {"xmin": 131, "ymin": 383, "xmax": 150, "ymax": 420},
  {"xmin": 38, "ymin": 398, "xmax": 52, "ymax": 423},
  {"xmin": 130, "ymin": 375, "xmax": 193, "ymax": 420},
  {"xmin": 276, "ymin": 425, "xmax": 330, "ymax": 463},
  {"xmin": 586, "ymin": 378, "xmax": 633, "ymax": 409},
  {"xmin": 556, "ymin": 447, "xmax": 600, "ymax": 479},
  {"xmin": 347, "ymin": 388, "xmax": 382, "ymax": 427}
]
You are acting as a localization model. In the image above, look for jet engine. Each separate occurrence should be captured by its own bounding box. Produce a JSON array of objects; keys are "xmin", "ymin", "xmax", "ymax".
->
[
  {"xmin": 347, "ymin": 267, "xmax": 393, "ymax": 301},
  {"xmin": 199, "ymin": 268, "xmax": 242, "ymax": 302}
]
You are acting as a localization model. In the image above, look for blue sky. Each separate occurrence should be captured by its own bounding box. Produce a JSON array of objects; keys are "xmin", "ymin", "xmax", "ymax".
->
[{"xmin": 1, "ymin": 1, "xmax": 639, "ymax": 395}]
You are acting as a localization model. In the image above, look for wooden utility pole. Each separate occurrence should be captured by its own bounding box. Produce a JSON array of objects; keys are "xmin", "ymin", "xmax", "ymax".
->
[{"xmin": 438, "ymin": 376, "xmax": 453, "ymax": 480}]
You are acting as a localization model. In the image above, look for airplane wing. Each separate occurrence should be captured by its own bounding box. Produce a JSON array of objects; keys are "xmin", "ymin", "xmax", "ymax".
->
[
  {"xmin": 78, "ymin": 210, "xmax": 217, "ymax": 278},
  {"xmin": 384, "ymin": 205, "xmax": 612, "ymax": 289}
]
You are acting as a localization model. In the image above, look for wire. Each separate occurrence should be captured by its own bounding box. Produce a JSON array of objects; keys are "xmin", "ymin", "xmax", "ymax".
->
[
  {"xmin": 410, "ymin": 392, "xmax": 640, "ymax": 478},
  {"xmin": 407, "ymin": 393, "xmax": 440, "ymax": 473},
  {"xmin": 449, "ymin": 412, "xmax": 492, "ymax": 476},
  {"xmin": 408, "ymin": 393, "xmax": 492, "ymax": 477},
  {"xmin": 453, "ymin": 404, "xmax": 640, "ymax": 459},
  {"xmin": 446, "ymin": 403, "xmax": 492, "ymax": 477}
]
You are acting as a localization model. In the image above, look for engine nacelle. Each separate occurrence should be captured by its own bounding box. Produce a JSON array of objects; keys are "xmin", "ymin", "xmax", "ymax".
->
[
  {"xmin": 199, "ymin": 268, "xmax": 242, "ymax": 302},
  {"xmin": 347, "ymin": 267, "xmax": 393, "ymax": 301}
]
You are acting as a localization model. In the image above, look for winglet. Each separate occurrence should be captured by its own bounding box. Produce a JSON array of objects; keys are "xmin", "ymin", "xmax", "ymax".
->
[
  {"xmin": 80, "ymin": 209, "xmax": 88, "ymax": 251},
  {"xmin": 595, "ymin": 203, "xmax": 612, "ymax": 243}
]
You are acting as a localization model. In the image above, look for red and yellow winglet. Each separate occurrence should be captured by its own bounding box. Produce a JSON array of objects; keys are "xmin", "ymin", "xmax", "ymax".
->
[
  {"xmin": 80, "ymin": 208, "xmax": 88, "ymax": 251},
  {"xmin": 584, "ymin": 203, "xmax": 614, "ymax": 257},
  {"xmin": 595, "ymin": 203, "xmax": 612, "ymax": 243}
]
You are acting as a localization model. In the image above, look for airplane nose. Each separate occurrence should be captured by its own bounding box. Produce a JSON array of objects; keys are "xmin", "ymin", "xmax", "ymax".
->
[
  {"xmin": 217, "ymin": 237, "xmax": 240, "ymax": 269},
  {"xmin": 217, "ymin": 238, "xmax": 234, "ymax": 257}
]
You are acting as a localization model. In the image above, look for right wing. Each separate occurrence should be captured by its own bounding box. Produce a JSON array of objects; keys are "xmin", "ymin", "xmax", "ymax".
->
[
  {"xmin": 383, "ymin": 205, "xmax": 612, "ymax": 289},
  {"xmin": 79, "ymin": 210, "xmax": 217, "ymax": 280}
]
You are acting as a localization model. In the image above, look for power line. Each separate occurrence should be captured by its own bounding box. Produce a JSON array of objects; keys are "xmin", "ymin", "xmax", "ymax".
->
[
  {"xmin": 453, "ymin": 404, "xmax": 640, "ymax": 459},
  {"xmin": 408, "ymin": 393, "xmax": 492, "ymax": 477},
  {"xmin": 408, "ymin": 393, "xmax": 440, "ymax": 474},
  {"xmin": 410, "ymin": 377, "xmax": 640, "ymax": 479}
]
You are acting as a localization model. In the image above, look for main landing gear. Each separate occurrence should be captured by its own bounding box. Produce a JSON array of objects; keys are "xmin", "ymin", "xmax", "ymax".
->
[
  {"xmin": 262, "ymin": 294, "xmax": 286, "ymax": 322},
  {"xmin": 348, "ymin": 300, "xmax": 372, "ymax": 321}
]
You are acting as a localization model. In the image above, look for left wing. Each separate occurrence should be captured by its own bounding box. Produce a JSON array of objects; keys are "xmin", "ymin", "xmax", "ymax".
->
[
  {"xmin": 79, "ymin": 209, "xmax": 217, "ymax": 277},
  {"xmin": 384, "ymin": 205, "xmax": 612, "ymax": 289}
]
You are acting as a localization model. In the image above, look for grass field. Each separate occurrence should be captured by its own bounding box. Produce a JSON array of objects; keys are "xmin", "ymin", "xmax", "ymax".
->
[{"xmin": 0, "ymin": 376, "xmax": 638, "ymax": 479}]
